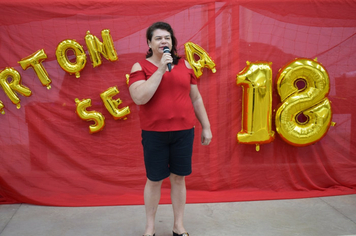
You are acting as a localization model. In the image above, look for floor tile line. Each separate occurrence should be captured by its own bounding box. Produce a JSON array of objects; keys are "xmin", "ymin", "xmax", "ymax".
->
[
  {"xmin": 0, "ymin": 204, "xmax": 22, "ymax": 236},
  {"xmin": 320, "ymin": 198, "xmax": 356, "ymax": 225}
]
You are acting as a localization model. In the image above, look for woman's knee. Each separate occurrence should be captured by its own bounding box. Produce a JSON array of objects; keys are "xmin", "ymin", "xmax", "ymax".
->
[
  {"xmin": 169, "ymin": 173, "xmax": 185, "ymax": 185},
  {"xmin": 146, "ymin": 178, "xmax": 163, "ymax": 189}
]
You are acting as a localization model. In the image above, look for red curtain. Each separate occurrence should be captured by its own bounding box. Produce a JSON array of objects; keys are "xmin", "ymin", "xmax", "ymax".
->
[{"xmin": 0, "ymin": 0, "xmax": 355, "ymax": 206}]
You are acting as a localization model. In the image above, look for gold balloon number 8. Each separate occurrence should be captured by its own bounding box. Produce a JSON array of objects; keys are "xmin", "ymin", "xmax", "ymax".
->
[
  {"xmin": 275, "ymin": 58, "xmax": 333, "ymax": 147},
  {"xmin": 237, "ymin": 58, "xmax": 333, "ymax": 150}
]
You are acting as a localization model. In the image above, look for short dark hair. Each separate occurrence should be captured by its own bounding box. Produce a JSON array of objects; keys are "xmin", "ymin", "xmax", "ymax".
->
[{"xmin": 145, "ymin": 22, "xmax": 180, "ymax": 64}]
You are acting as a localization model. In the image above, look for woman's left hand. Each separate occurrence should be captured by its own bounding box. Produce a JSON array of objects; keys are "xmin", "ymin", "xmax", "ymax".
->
[{"xmin": 201, "ymin": 127, "xmax": 212, "ymax": 145}]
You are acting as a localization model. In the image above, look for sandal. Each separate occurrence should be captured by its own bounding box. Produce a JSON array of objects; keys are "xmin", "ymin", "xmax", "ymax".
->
[{"xmin": 173, "ymin": 231, "xmax": 189, "ymax": 236}]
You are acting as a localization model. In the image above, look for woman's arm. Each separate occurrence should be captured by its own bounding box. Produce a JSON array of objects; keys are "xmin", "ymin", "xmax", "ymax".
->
[
  {"xmin": 190, "ymin": 84, "xmax": 212, "ymax": 145},
  {"xmin": 129, "ymin": 53, "xmax": 172, "ymax": 105},
  {"xmin": 129, "ymin": 62, "xmax": 165, "ymax": 105}
]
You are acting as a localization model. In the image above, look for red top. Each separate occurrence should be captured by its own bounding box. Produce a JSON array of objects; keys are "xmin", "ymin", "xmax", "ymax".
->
[{"xmin": 129, "ymin": 58, "xmax": 197, "ymax": 131}]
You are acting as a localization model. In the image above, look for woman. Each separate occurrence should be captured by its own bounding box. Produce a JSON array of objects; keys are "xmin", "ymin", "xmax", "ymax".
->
[{"xmin": 128, "ymin": 22, "xmax": 212, "ymax": 236}]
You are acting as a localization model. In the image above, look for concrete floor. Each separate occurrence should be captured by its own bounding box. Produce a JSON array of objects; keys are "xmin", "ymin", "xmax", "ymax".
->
[{"xmin": 0, "ymin": 195, "xmax": 356, "ymax": 236}]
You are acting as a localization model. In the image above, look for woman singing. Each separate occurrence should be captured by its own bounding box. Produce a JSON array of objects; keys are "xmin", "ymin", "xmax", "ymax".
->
[{"xmin": 128, "ymin": 21, "xmax": 212, "ymax": 236}]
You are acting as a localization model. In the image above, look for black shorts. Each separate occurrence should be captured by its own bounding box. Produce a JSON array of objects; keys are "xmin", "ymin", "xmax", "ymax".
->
[{"xmin": 141, "ymin": 128, "xmax": 195, "ymax": 181}]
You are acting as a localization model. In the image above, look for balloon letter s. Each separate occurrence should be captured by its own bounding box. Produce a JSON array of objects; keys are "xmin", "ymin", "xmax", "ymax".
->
[{"xmin": 75, "ymin": 98, "xmax": 105, "ymax": 134}]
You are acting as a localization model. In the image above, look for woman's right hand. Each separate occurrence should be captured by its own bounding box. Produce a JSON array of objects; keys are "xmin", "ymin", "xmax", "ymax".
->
[{"xmin": 157, "ymin": 51, "xmax": 173, "ymax": 73}]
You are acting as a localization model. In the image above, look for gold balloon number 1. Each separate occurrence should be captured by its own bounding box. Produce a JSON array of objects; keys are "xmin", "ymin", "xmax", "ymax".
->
[
  {"xmin": 237, "ymin": 58, "xmax": 334, "ymax": 151},
  {"xmin": 236, "ymin": 61, "xmax": 275, "ymax": 151}
]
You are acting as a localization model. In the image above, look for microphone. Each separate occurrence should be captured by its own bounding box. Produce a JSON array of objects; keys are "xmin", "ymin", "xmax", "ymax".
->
[{"xmin": 163, "ymin": 46, "xmax": 172, "ymax": 72}]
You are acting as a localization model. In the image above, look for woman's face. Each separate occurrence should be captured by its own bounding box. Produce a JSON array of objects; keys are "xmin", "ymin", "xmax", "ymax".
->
[{"xmin": 148, "ymin": 29, "xmax": 172, "ymax": 55}]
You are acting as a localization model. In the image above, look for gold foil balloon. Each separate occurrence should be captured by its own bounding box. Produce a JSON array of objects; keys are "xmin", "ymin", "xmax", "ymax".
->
[
  {"xmin": 126, "ymin": 74, "xmax": 130, "ymax": 86},
  {"xmin": 275, "ymin": 58, "xmax": 332, "ymax": 146},
  {"xmin": 85, "ymin": 29, "xmax": 118, "ymax": 68},
  {"xmin": 0, "ymin": 100, "xmax": 4, "ymax": 114},
  {"xmin": 18, "ymin": 49, "xmax": 52, "ymax": 89},
  {"xmin": 75, "ymin": 98, "xmax": 105, "ymax": 134},
  {"xmin": 100, "ymin": 86, "xmax": 130, "ymax": 120},
  {"xmin": 236, "ymin": 61, "xmax": 275, "ymax": 151},
  {"xmin": 56, "ymin": 39, "xmax": 87, "ymax": 78},
  {"xmin": 184, "ymin": 42, "xmax": 216, "ymax": 78},
  {"xmin": 0, "ymin": 67, "xmax": 32, "ymax": 109}
]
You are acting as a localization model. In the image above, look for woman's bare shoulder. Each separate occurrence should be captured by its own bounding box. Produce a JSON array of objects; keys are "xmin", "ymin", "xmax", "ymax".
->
[
  {"xmin": 184, "ymin": 59, "xmax": 192, "ymax": 69},
  {"xmin": 131, "ymin": 62, "xmax": 142, "ymax": 73}
]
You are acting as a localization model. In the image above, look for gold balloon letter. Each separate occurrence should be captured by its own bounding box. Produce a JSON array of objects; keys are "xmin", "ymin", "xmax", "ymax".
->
[
  {"xmin": 18, "ymin": 49, "xmax": 52, "ymax": 89},
  {"xmin": 100, "ymin": 86, "xmax": 130, "ymax": 120},
  {"xmin": 236, "ymin": 61, "xmax": 275, "ymax": 151},
  {"xmin": 75, "ymin": 98, "xmax": 105, "ymax": 134},
  {"xmin": 85, "ymin": 29, "xmax": 118, "ymax": 68},
  {"xmin": 0, "ymin": 100, "xmax": 4, "ymax": 114},
  {"xmin": 126, "ymin": 74, "xmax": 130, "ymax": 86},
  {"xmin": 275, "ymin": 58, "xmax": 332, "ymax": 146},
  {"xmin": 0, "ymin": 67, "xmax": 32, "ymax": 109},
  {"xmin": 184, "ymin": 42, "xmax": 216, "ymax": 78},
  {"xmin": 56, "ymin": 39, "xmax": 87, "ymax": 78}
]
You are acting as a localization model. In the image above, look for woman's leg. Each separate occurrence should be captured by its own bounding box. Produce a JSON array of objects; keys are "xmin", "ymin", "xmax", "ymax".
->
[
  {"xmin": 170, "ymin": 173, "xmax": 187, "ymax": 234},
  {"xmin": 144, "ymin": 178, "xmax": 163, "ymax": 235}
]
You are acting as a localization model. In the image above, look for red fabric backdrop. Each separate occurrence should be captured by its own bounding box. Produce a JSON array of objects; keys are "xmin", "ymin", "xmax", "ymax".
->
[{"xmin": 0, "ymin": 0, "xmax": 355, "ymax": 206}]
